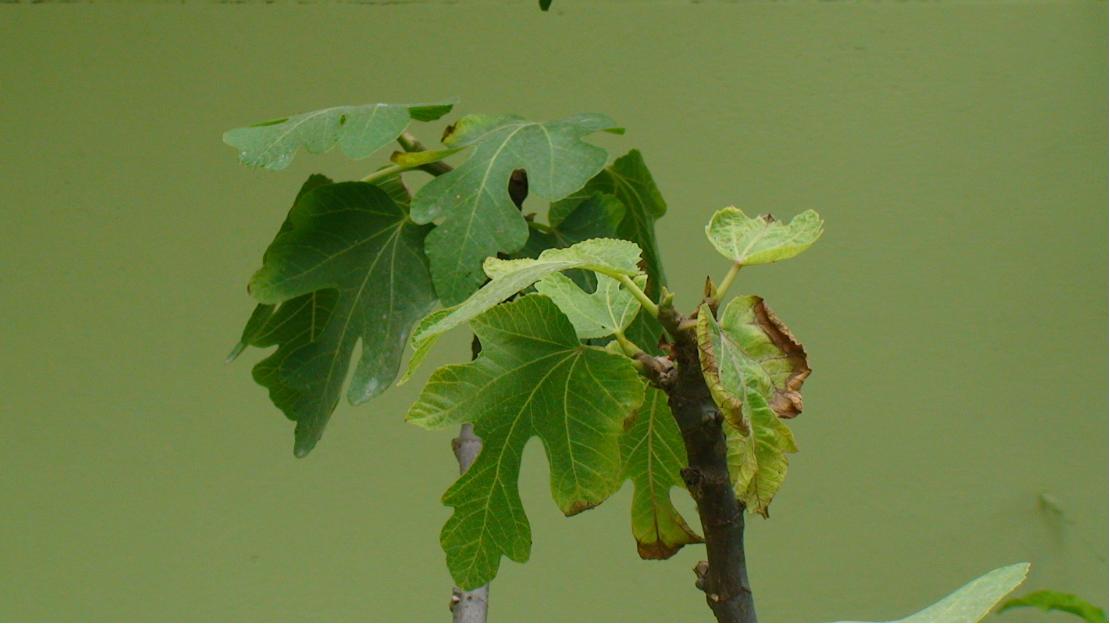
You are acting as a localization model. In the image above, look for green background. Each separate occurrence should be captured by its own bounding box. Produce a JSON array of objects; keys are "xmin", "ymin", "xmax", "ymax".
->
[{"xmin": 1, "ymin": 1, "xmax": 1106, "ymax": 621}]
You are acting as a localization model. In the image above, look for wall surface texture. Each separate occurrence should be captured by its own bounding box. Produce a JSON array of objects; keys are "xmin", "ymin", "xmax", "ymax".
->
[{"xmin": 1, "ymin": 2, "xmax": 1106, "ymax": 621}]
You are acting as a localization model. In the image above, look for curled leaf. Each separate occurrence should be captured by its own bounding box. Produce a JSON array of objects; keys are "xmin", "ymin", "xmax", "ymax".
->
[{"xmin": 696, "ymin": 297, "xmax": 811, "ymax": 515}]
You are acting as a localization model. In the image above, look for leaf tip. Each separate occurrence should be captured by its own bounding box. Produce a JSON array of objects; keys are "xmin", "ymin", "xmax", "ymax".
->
[{"xmin": 225, "ymin": 342, "xmax": 247, "ymax": 363}]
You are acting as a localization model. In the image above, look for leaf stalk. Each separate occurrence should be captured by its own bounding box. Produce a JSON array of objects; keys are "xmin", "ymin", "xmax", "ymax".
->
[
  {"xmin": 715, "ymin": 262, "xmax": 742, "ymax": 303},
  {"xmin": 617, "ymin": 274, "xmax": 660, "ymax": 318}
]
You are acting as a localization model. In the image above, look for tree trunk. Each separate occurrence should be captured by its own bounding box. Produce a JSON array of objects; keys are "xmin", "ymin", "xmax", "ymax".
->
[{"xmin": 666, "ymin": 320, "xmax": 757, "ymax": 623}]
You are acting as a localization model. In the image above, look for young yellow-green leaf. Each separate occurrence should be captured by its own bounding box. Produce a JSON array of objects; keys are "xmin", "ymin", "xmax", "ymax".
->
[
  {"xmin": 534, "ymin": 273, "xmax": 644, "ymax": 339},
  {"xmin": 896, "ymin": 563, "xmax": 1031, "ymax": 622},
  {"xmin": 620, "ymin": 386, "xmax": 702, "ymax": 559},
  {"xmin": 400, "ymin": 238, "xmax": 644, "ymax": 381},
  {"xmin": 705, "ymin": 207, "xmax": 823, "ymax": 267},
  {"xmin": 223, "ymin": 100, "xmax": 454, "ymax": 171},
  {"xmin": 406, "ymin": 295, "xmax": 644, "ymax": 589},
  {"xmin": 244, "ymin": 181, "xmax": 437, "ymax": 456},
  {"xmin": 411, "ymin": 113, "xmax": 620, "ymax": 304},
  {"xmin": 998, "ymin": 590, "xmax": 1108, "ymax": 623},
  {"xmin": 697, "ymin": 297, "xmax": 811, "ymax": 516}
]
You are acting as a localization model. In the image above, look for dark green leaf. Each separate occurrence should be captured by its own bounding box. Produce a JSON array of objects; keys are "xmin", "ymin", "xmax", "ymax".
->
[
  {"xmin": 406, "ymin": 295, "xmax": 644, "ymax": 589},
  {"xmin": 242, "ymin": 181, "xmax": 437, "ymax": 456},
  {"xmin": 552, "ymin": 150, "xmax": 668, "ymax": 299},
  {"xmin": 515, "ymin": 192, "xmax": 625, "ymax": 291}
]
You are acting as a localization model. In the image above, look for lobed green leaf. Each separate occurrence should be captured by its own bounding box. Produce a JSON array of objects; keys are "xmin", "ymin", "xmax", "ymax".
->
[
  {"xmin": 406, "ymin": 295, "xmax": 644, "ymax": 589},
  {"xmin": 411, "ymin": 113, "xmax": 621, "ymax": 304},
  {"xmin": 240, "ymin": 179, "xmax": 437, "ymax": 456}
]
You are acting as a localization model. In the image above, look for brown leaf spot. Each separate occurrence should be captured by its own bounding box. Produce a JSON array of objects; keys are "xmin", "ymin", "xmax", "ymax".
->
[
  {"xmin": 751, "ymin": 297, "xmax": 811, "ymax": 419},
  {"xmin": 563, "ymin": 498, "xmax": 600, "ymax": 516}
]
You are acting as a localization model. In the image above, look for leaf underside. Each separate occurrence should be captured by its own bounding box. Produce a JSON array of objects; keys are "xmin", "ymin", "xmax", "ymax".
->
[
  {"xmin": 534, "ymin": 273, "xmax": 644, "ymax": 340},
  {"xmin": 411, "ymin": 113, "xmax": 620, "ymax": 305},
  {"xmin": 895, "ymin": 563, "xmax": 1031, "ymax": 623},
  {"xmin": 238, "ymin": 178, "xmax": 437, "ymax": 456},
  {"xmin": 406, "ymin": 295, "xmax": 644, "ymax": 590},
  {"xmin": 223, "ymin": 100, "xmax": 454, "ymax": 171}
]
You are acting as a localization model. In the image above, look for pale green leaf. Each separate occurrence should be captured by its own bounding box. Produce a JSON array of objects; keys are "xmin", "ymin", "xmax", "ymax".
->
[
  {"xmin": 228, "ymin": 174, "xmax": 335, "ymax": 363},
  {"xmin": 998, "ymin": 590, "xmax": 1108, "ymax": 623},
  {"xmin": 223, "ymin": 100, "xmax": 454, "ymax": 171},
  {"xmin": 243, "ymin": 180, "xmax": 437, "ymax": 456},
  {"xmin": 406, "ymin": 295, "xmax": 644, "ymax": 589},
  {"xmin": 411, "ymin": 113, "xmax": 620, "ymax": 304},
  {"xmin": 401, "ymin": 238, "xmax": 643, "ymax": 381},
  {"xmin": 534, "ymin": 273, "xmax": 644, "ymax": 339},
  {"xmin": 620, "ymin": 386, "xmax": 701, "ymax": 559},
  {"xmin": 697, "ymin": 297, "xmax": 810, "ymax": 515},
  {"xmin": 705, "ymin": 206, "xmax": 823, "ymax": 267},
  {"xmin": 896, "ymin": 563, "xmax": 1031, "ymax": 622}
]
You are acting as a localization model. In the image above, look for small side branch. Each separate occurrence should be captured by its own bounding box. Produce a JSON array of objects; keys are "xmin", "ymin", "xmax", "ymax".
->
[{"xmin": 397, "ymin": 131, "xmax": 453, "ymax": 176}]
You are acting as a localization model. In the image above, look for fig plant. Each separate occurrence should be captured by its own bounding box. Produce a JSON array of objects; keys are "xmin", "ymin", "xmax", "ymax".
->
[{"xmin": 223, "ymin": 100, "xmax": 1026, "ymax": 623}]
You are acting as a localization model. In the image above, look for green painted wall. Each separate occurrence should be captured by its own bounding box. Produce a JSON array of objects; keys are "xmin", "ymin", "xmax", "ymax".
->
[{"xmin": 1, "ymin": 2, "xmax": 1106, "ymax": 621}]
